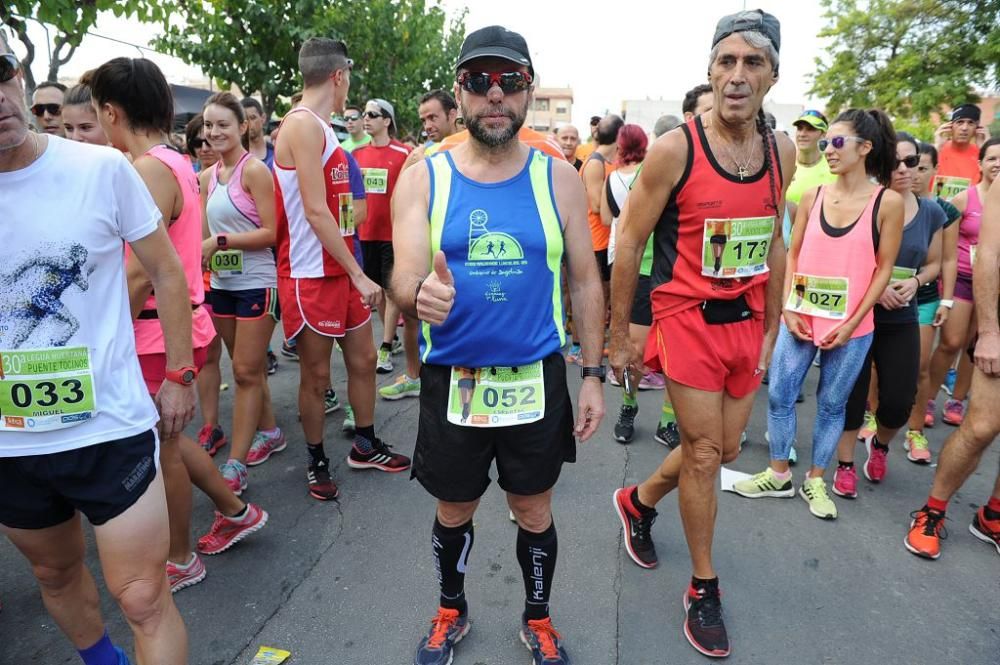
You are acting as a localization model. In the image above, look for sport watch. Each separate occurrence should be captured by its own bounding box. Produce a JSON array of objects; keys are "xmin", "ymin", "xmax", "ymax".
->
[
  {"xmin": 165, "ymin": 365, "xmax": 199, "ymax": 386},
  {"xmin": 581, "ymin": 365, "xmax": 607, "ymax": 383},
  {"xmin": 217, "ymin": 234, "xmax": 228, "ymax": 248}
]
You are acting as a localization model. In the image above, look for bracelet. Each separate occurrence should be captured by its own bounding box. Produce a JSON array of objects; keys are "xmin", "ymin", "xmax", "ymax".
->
[
  {"xmin": 912, "ymin": 276, "xmax": 921, "ymax": 288},
  {"xmin": 414, "ymin": 277, "xmax": 426, "ymax": 306},
  {"xmin": 940, "ymin": 299, "xmax": 954, "ymax": 309}
]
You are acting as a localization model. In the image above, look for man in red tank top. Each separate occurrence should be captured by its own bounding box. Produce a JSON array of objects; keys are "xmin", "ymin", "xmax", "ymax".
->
[{"xmin": 608, "ymin": 10, "xmax": 796, "ymax": 658}]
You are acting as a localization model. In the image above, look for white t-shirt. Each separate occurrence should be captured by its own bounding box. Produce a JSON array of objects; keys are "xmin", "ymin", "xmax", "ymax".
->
[
  {"xmin": 606, "ymin": 168, "xmax": 640, "ymax": 265},
  {"xmin": 0, "ymin": 137, "xmax": 161, "ymax": 456}
]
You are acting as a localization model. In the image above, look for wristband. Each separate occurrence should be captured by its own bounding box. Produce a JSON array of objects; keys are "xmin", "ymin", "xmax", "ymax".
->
[
  {"xmin": 414, "ymin": 277, "xmax": 426, "ymax": 307},
  {"xmin": 912, "ymin": 276, "xmax": 921, "ymax": 288},
  {"xmin": 940, "ymin": 299, "xmax": 954, "ymax": 309}
]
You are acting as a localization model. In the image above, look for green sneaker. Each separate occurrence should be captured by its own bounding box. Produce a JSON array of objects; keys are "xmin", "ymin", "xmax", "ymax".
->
[
  {"xmin": 376, "ymin": 347, "xmax": 393, "ymax": 374},
  {"xmin": 378, "ymin": 375, "xmax": 420, "ymax": 400},
  {"xmin": 342, "ymin": 405, "xmax": 356, "ymax": 435},
  {"xmin": 324, "ymin": 389, "xmax": 341, "ymax": 414},
  {"xmin": 732, "ymin": 467, "xmax": 795, "ymax": 499},
  {"xmin": 799, "ymin": 476, "xmax": 837, "ymax": 520},
  {"xmin": 858, "ymin": 410, "xmax": 878, "ymax": 441}
]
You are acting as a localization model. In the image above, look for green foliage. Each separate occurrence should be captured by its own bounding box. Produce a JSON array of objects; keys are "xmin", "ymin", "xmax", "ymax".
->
[{"xmin": 811, "ymin": 0, "xmax": 1000, "ymax": 124}]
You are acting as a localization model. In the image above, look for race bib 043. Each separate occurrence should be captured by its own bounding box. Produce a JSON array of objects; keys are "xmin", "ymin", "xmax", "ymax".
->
[
  {"xmin": 785, "ymin": 273, "xmax": 849, "ymax": 320},
  {"xmin": 210, "ymin": 249, "xmax": 244, "ymax": 276},
  {"xmin": 363, "ymin": 168, "xmax": 389, "ymax": 195},
  {"xmin": 446, "ymin": 361, "xmax": 545, "ymax": 428},
  {"xmin": 701, "ymin": 216, "xmax": 774, "ymax": 278},
  {"xmin": 0, "ymin": 347, "xmax": 97, "ymax": 431}
]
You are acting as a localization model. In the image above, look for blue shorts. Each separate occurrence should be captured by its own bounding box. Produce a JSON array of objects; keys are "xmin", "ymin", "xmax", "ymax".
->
[
  {"xmin": 918, "ymin": 300, "xmax": 939, "ymax": 326},
  {"xmin": 207, "ymin": 287, "xmax": 280, "ymax": 321}
]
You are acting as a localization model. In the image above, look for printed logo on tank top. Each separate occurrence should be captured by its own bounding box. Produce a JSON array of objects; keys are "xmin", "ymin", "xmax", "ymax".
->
[
  {"xmin": 330, "ymin": 162, "xmax": 350, "ymax": 185},
  {"xmin": 464, "ymin": 208, "xmax": 528, "ymax": 303}
]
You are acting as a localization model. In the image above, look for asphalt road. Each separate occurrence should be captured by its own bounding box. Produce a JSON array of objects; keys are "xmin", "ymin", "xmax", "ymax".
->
[{"xmin": 3, "ymin": 325, "xmax": 998, "ymax": 665}]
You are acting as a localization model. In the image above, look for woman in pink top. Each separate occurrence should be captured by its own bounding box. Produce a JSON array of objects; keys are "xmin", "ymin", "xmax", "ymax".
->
[
  {"xmin": 91, "ymin": 58, "xmax": 267, "ymax": 593},
  {"xmin": 733, "ymin": 109, "xmax": 903, "ymax": 520}
]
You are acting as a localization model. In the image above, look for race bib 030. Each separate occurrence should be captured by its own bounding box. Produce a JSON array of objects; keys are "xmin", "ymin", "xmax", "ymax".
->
[
  {"xmin": 446, "ymin": 361, "xmax": 545, "ymax": 428},
  {"xmin": 210, "ymin": 249, "xmax": 244, "ymax": 276},
  {"xmin": 0, "ymin": 347, "xmax": 97, "ymax": 431}
]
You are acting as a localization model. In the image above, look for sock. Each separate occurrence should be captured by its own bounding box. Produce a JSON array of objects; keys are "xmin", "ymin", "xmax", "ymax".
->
[
  {"xmin": 659, "ymin": 402, "xmax": 676, "ymax": 427},
  {"xmin": 226, "ymin": 504, "xmax": 249, "ymax": 521},
  {"xmin": 306, "ymin": 442, "xmax": 327, "ymax": 466},
  {"xmin": 623, "ymin": 392, "xmax": 637, "ymax": 408},
  {"xmin": 985, "ymin": 496, "xmax": 1000, "ymax": 519},
  {"xmin": 517, "ymin": 522, "xmax": 557, "ymax": 621},
  {"xmin": 838, "ymin": 461, "xmax": 854, "ymax": 469},
  {"xmin": 772, "ymin": 468, "xmax": 792, "ymax": 482},
  {"xmin": 926, "ymin": 495, "xmax": 948, "ymax": 513},
  {"xmin": 354, "ymin": 425, "xmax": 376, "ymax": 453},
  {"xmin": 433, "ymin": 518, "xmax": 473, "ymax": 614},
  {"xmin": 690, "ymin": 576, "xmax": 719, "ymax": 595},
  {"xmin": 78, "ymin": 630, "xmax": 119, "ymax": 665},
  {"xmin": 259, "ymin": 426, "xmax": 280, "ymax": 438},
  {"xmin": 630, "ymin": 486, "xmax": 656, "ymax": 514},
  {"xmin": 872, "ymin": 436, "xmax": 889, "ymax": 452},
  {"xmin": 380, "ymin": 341, "xmax": 392, "ymax": 352}
]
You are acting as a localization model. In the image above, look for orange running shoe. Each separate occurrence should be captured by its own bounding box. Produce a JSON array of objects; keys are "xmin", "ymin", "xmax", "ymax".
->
[
  {"xmin": 905, "ymin": 507, "xmax": 948, "ymax": 559},
  {"xmin": 969, "ymin": 507, "xmax": 1000, "ymax": 556}
]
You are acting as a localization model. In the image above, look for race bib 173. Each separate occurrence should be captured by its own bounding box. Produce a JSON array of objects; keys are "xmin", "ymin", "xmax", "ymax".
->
[{"xmin": 701, "ymin": 216, "xmax": 774, "ymax": 278}]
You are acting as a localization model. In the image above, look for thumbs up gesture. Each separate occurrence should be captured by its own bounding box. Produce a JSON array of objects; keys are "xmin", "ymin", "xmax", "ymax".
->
[{"xmin": 417, "ymin": 250, "xmax": 456, "ymax": 325}]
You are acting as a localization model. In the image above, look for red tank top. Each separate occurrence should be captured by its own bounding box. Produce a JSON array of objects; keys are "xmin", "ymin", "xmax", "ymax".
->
[{"xmin": 650, "ymin": 117, "xmax": 781, "ymax": 319}]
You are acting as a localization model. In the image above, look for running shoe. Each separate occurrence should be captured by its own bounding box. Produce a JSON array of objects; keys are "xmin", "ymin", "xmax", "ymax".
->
[
  {"xmin": 197, "ymin": 424, "xmax": 227, "ymax": 457},
  {"xmin": 391, "ymin": 336, "xmax": 404, "ymax": 356},
  {"xmin": 832, "ymin": 465, "xmax": 857, "ymax": 499},
  {"xmin": 924, "ymin": 399, "xmax": 935, "ymax": 428},
  {"xmin": 379, "ymin": 375, "xmax": 421, "ymax": 400},
  {"xmin": 608, "ymin": 372, "xmax": 621, "ymax": 387},
  {"xmin": 863, "ymin": 438, "xmax": 888, "ymax": 482},
  {"xmin": 246, "ymin": 429, "xmax": 287, "ymax": 466},
  {"xmin": 413, "ymin": 607, "xmax": 470, "ymax": 665},
  {"xmin": 683, "ymin": 583, "xmax": 729, "ymax": 658},
  {"xmin": 799, "ymin": 476, "xmax": 837, "ymax": 519},
  {"xmin": 613, "ymin": 404, "xmax": 638, "ymax": 444},
  {"xmin": 196, "ymin": 503, "xmax": 268, "ymax": 555},
  {"xmin": 342, "ymin": 405, "xmax": 356, "ymax": 435},
  {"xmin": 612, "ymin": 486, "xmax": 658, "ymax": 568},
  {"xmin": 324, "ymin": 388, "xmax": 341, "ymax": 414},
  {"xmin": 905, "ymin": 507, "xmax": 947, "ymax": 559},
  {"xmin": 307, "ymin": 458, "xmax": 339, "ymax": 501},
  {"xmin": 166, "ymin": 553, "xmax": 206, "ymax": 593},
  {"xmin": 220, "ymin": 459, "xmax": 248, "ymax": 495},
  {"xmin": 904, "ymin": 430, "xmax": 931, "ymax": 465},
  {"xmin": 732, "ymin": 468, "xmax": 794, "ymax": 499},
  {"xmin": 969, "ymin": 507, "xmax": 1000, "ymax": 556},
  {"xmin": 654, "ymin": 421, "xmax": 680, "ymax": 449},
  {"xmin": 942, "ymin": 367, "xmax": 956, "ymax": 396},
  {"xmin": 280, "ymin": 340, "xmax": 299, "ymax": 360},
  {"xmin": 347, "ymin": 436, "xmax": 411, "ymax": 472},
  {"xmin": 377, "ymin": 347, "xmax": 393, "ymax": 374},
  {"xmin": 565, "ymin": 344, "xmax": 582, "ymax": 365},
  {"xmin": 858, "ymin": 410, "xmax": 878, "ymax": 441},
  {"xmin": 266, "ymin": 350, "xmax": 278, "ymax": 375},
  {"xmin": 942, "ymin": 399, "xmax": 964, "ymax": 426},
  {"xmin": 520, "ymin": 616, "xmax": 570, "ymax": 664},
  {"xmin": 638, "ymin": 372, "xmax": 666, "ymax": 390}
]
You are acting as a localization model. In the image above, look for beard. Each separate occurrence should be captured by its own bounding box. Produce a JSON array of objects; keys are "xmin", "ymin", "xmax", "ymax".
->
[{"xmin": 463, "ymin": 97, "xmax": 528, "ymax": 149}]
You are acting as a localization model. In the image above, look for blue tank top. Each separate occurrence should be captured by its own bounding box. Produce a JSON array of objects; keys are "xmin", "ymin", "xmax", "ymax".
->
[{"xmin": 420, "ymin": 149, "xmax": 566, "ymax": 367}]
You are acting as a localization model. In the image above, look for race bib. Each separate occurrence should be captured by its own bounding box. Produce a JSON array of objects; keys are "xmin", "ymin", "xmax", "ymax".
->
[
  {"xmin": 338, "ymin": 193, "xmax": 355, "ymax": 236},
  {"xmin": 890, "ymin": 266, "xmax": 917, "ymax": 284},
  {"xmin": 0, "ymin": 347, "xmax": 97, "ymax": 432},
  {"xmin": 932, "ymin": 175, "xmax": 971, "ymax": 201},
  {"xmin": 446, "ymin": 361, "xmax": 545, "ymax": 428},
  {"xmin": 363, "ymin": 168, "xmax": 389, "ymax": 195},
  {"xmin": 785, "ymin": 273, "xmax": 849, "ymax": 320},
  {"xmin": 701, "ymin": 216, "xmax": 774, "ymax": 278},
  {"xmin": 210, "ymin": 249, "xmax": 244, "ymax": 276}
]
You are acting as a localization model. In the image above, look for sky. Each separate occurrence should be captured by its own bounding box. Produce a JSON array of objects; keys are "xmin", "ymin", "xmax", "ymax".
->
[{"xmin": 10, "ymin": 0, "xmax": 829, "ymax": 129}]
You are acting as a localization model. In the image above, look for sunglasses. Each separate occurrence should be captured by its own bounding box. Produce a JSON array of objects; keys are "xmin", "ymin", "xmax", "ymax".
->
[
  {"xmin": 819, "ymin": 135, "xmax": 866, "ymax": 151},
  {"xmin": 31, "ymin": 103, "xmax": 62, "ymax": 117},
  {"xmin": 1, "ymin": 54, "xmax": 19, "ymax": 83},
  {"xmin": 363, "ymin": 110, "xmax": 387, "ymax": 120},
  {"xmin": 344, "ymin": 113, "xmax": 361, "ymax": 121},
  {"xmin": 896, "ymin": 155, "xmax": 920, "ymax": 169},
  {"xmin": 801, "ymin": 109, "xmax": 829, "ymax": 125},
  {"xmin": 457, "ymin": 71, "xmax": 533, "ymax": 96},
  {"xmin": 190, "ymin": 138, "xmax": 209, "ymax": 150}
]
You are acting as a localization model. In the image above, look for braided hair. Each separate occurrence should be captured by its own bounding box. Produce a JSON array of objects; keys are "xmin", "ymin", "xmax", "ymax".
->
[{"xmin": 756, "ymin": 108, "xmax": 779, "ymax": 214}]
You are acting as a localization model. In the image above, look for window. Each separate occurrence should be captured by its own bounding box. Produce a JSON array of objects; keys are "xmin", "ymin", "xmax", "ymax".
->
[
  {"xmin": 556, "ymin": 104, "xmax": 569, "ymax": 116},
  {"xmin": 534, "ymin": 99, "xmax": 550, "ymax": 112}
]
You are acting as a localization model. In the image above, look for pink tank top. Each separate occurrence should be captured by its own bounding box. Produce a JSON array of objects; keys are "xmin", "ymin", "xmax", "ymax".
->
[
  {"xmin": 957, "ymin": 185, "xmax": 983, "ymax": 277},
  {"xmin": 207, "ymin": 152, "xmax": 262, "ymax": 227},
  {"xmin": 796, "ymin": 186, "xmax": 882, "ymax": 344},
  {"xmin": 133, "ymin": 144, "xmax": 216, "ymax": 355}
]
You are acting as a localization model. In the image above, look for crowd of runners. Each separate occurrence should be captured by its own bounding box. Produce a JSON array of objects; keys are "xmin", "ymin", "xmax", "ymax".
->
[{"xmin": 1, "ymin": 8, "xmax": 999, "ymax": 664}]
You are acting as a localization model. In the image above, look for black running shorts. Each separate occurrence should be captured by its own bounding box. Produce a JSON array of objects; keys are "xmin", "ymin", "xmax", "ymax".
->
[
  {"xmin": 0, "ymin": 429, "xmax": 158, "ymax": 529},
  {"xmin": 412, "ymin": 353, "xmax": 576, "ymax": 502},
  {"xmin": 630, "ymin": 275, "xmax": 653, "ymax": 327},
  {"xmin": 361, "ymin": 240, "xmax": 394, "ymax": 288}
]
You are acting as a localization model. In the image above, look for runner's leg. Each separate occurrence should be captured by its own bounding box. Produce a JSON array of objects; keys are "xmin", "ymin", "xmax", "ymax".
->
[
  {"xmin": 159, "ymin": 433, "xmax": 194, "ymax": 563},
  {"xmin": 177, "ymin": 435, "xmax": 244, "ymax": 517},
  {"xmin": 404, "ymin": 314, "xmax": 421, "ymax": 379},
  {"xmin": 339, "ymin": 321, "xmax": 378, "ymax": 429},
  {"xmin": 296, "ymin": 327, "xmax": 336, "ymax": 444},
  {"xmin": 197, "ymin": 335, "xmax": 223, "ymax": 430},
  {"xmin": 228, "ymin": 316, "xmax": 276, "ymax": 462},
  {"xmin": 927, "ymin": 300, "xmax": 973, "ymax": 399},
  {"xmin": 906, "ymin": 323, "xmax": 938, "ymax": 432}
]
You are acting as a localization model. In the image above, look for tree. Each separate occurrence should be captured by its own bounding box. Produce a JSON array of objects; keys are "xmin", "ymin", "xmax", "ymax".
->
[
  {"xmin": 1, "ymin": 1, "xmax": 165, "ymax": 99},
  {"xmin": 810, "ymin": 0, "xmax": 1000, "ymax": 124}
]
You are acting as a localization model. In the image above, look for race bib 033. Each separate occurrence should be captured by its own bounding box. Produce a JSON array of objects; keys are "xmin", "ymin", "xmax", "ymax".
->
[{"xmin": 0, "ymin": 346, "xmax": 98, "ymax": 432}]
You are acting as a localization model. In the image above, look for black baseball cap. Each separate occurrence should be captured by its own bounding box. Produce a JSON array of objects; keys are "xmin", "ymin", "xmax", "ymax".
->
[
  {"xmin": 713, "ymin": 9, "xmax": 781, "ymax": 53},
  {"xmin": 951, "ymin": 104, "xmax": 981, "ymax": 123},
  {"xmin": 456, "ymin": 26, "xmax": 533, "ymax": 75}
]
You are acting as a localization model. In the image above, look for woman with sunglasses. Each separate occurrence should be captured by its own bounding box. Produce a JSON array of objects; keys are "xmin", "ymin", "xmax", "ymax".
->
[
  {"xmin": 734, "ymin": 109, "xmax": 903, "ymax": 520},
  {"xmin": 90, "ymin": 57, "xmax": 267, "ymax": 592},
  {"xmin": 199, "ymin": 92, "xmax": 284, "ymax": 494},
  {"xmin": 924, "ymin": 137, "xmax": 1000, "ymax": 427},
  {"xmin": 830, "ymin": 133, "xmax": 946, "ymax": 496},
  {"xmin": 62, "ymin": 81, "xmax": 110, "ymax": 146},
  {"xmin": 185, "ymin": 113, "xmax": 219, "ymax": 172}
]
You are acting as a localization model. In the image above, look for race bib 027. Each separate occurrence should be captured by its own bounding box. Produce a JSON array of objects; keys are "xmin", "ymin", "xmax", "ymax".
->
[
  {"xmin": 446, "ymin": 361, "xmax": 545, "ymax": 428},
  {"xmin": 701, "ymin": 216, "xmax": 774, "ymax": 278},
  {"xmin": 0, "ymin": 347, "xmax": 97, "ymax": 432},
  {"xmin": 785, "ymin": 273, "xmax": 849, "ymax": 320}
]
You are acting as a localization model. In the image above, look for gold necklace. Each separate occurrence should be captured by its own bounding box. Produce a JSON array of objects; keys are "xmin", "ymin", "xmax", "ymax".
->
[{"xmin": 720, "ymin": 138, "xmax": 758, "ymax": 180}]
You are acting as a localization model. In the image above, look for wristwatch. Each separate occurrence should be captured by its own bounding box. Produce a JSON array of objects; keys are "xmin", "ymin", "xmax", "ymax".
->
[
  {"xmin": 217, "ymin": 234, "xmax": 228, "ymax": 249},
  {"xmin": 940, "ymin": 299, "xmax": 955, "ymax": 309},
  {"xmin": 165, "ymin": 365, "xmax": 199, "ymax": 386},
  {"xmin": 581, "ymin": 365, "xmax": 607, "ymax": 383}
]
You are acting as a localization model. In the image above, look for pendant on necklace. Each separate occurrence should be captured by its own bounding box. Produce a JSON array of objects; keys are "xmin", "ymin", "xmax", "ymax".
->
[{"xmin": 738, "ymin": 166, "xmax": 748, "ymax": 180}]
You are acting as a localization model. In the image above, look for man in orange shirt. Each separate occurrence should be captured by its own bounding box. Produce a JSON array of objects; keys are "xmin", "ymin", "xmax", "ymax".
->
[
  {"xmin": 581, "ymin": 114, "xmax": 623, "ymax": 308},
  {"xmin": 575, "ymin": 115, "xmax": 600, "ymax": 162},
  {"xmin": 935, "ymin": 104, "xmax": 990, "ymax": 185}
]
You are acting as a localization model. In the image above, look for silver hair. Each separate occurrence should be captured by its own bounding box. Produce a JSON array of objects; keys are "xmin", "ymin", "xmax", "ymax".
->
[{"xmin": 708, "ymin": 29, "xmax": 780, "ymax": 75}]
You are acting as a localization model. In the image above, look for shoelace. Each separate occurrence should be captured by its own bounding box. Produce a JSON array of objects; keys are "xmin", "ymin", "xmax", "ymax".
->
[
  {"xmin": 526, "ymin": 618, "xmax": 562, "ymax": 659},
  {"xmin": 426, "ymin": 609, "xmax": 460, "ymax": 649},
  {"xmin": 205, "ymin": 511, "xmax": 228, "ymax": 537},
  {"xmin": 619, "ymin": 405, "xmax": 637, "ymax": 426},
  {"xmin": 633, "ymin": 510, "xmax": 657, "ymax": 545},
  {"xmin": 691, "ymin": 588, "xmax": 723, "ymax": 627},
  {"xmin": 912, "ymin": 509, "xmax": 948, "ymax": 540}
]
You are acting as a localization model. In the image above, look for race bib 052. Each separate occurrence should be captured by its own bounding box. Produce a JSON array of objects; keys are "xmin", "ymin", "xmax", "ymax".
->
[{"xmin": 446, "ymin": 361, "xmax": 545, "ymax": 428}]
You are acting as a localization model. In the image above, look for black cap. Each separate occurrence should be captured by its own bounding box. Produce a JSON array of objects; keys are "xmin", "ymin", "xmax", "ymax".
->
[
  {"xmin": 713, "ymin": 9, "xmax": 781, "ymax": 53},
  {"xmin": 951, "ymin": 104, "xmax": 981, "ymax": 123},
  {"xmin": 456, "ymin": 26, "xmax": 533, "ymax": 74}
]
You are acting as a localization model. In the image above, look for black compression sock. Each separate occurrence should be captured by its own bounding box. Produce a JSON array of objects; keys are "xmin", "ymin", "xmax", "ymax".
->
[
  {"xmin": 630, "ymin": 486, "xmax": 656, "ymax": 514},
  {"xmin": 433, "ymin": 518, "xmax": 473, "ymax": 614},
  {"xmin": 517, "ymin": 522, "xmax": 557, "ymax": 621},
  {"xmin": 838, "ymin": 461, "xmax": 854, "ymax": 469},
  {"xmin": 306, "ymin": 441, "xmax": 327, "ymax": 466}
]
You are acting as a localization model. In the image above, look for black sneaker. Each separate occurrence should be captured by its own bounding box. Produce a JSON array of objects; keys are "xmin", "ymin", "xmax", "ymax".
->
[
  {"xmin": 280, "ymin": 341, "xmax": 299, "ymax": 361},
  {"xmin": 612, "ymin": 487, "xmax": 658, "ymax": 568},
  {"xmin": 307, "ymin": 459, "xmax": 339, "ymax": 501},
  {"xmin": 683, "ymin": 582, "xmax": 730, "ymax": 658},
  {"xmin": 266, "ymin": 350, "xmax": 278, "ymax": 375},
  {"xmin": 613, "ymin": 404, "xmax": 638, "ymax": 443},
  {"xmin": 655, "ymin": 422, "xmax": 680, "ymax": 449},
  {"xmin": 347, "ymin": 436, "xmax": 411, "ymax": 472}
]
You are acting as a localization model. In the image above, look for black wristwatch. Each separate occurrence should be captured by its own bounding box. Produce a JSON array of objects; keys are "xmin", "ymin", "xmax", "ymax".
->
[{"xmin": 581, "ymin": 365, "xmax": 606, "ymax": 383}]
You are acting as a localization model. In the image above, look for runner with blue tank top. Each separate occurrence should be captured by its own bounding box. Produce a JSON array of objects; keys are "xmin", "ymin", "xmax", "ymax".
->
[{"xmin": 391, "ymin": 26, "xmax": 606, "ymax": 665}]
